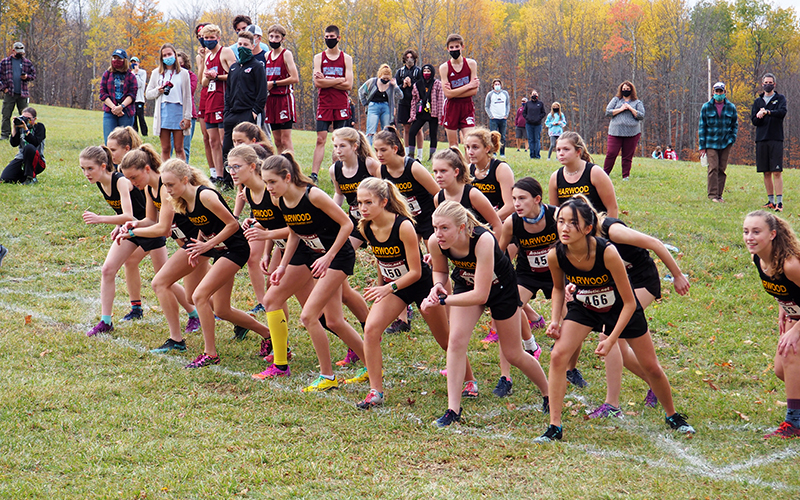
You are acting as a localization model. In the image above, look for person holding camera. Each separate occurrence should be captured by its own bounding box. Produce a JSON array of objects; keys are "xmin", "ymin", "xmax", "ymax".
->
[
  {"xmin": 146, "ymin": 43, "xmax": 193, "ymax": 161},
  {"xmin": 99, "ymin": 49, "xmax": 137, "ymax": 143},
  {"xmin": 0, "ymin": 42, "xmax": 36, "ymax": 141},
  {"xmin": 1, "ymin": 106, "xmax": 45, "ymax": 184},
  {"xmin": 130, "ymin": 56, "xmax": 148, "ymax": 136}
]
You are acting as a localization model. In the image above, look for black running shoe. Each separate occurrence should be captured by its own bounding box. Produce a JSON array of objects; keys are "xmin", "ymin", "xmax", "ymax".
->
[
  {"xmin": 533, "ymin": 424, "xmax": 562, "ymax": 443},
  {"xmin": 542, "ymin": 396, "xmax": 550, "ymax": 415},
  {"xmin": 150, "ymin": 338, "xmax": 187, "ymax": 353},
  {"xmin": 232, "ymin": 325, "xmax": 249, "ymax": 340},
  {"xmin": 492, "ymin": 376, "xmax": 513, "ymax": 397},
  {"xmin": 433, "ymin": 408, "xmax": 462, "ymax": 428},
  {"xmin": 566, "ymin": 368, "xmax": 588, "ymax": 388},
  {"xmin": 122, "ymin": 308, "xmax": 143, "ymax": 321},
  {"xmin": 0, "ymin": 244, "xmax": 8, "ymax": 267},
  {"xmin": 666, "ymin": 412, "xmax": 696, "ymax": 434},
  {"xmin": 310, "ymin": 172, "xmax": 318, "ymax": 184}
]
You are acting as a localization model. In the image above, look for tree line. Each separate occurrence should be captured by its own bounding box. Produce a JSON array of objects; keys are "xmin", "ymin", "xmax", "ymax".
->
[{"xmin": 3, "ymin": 0, "xmax": 799, "ymax": 166}]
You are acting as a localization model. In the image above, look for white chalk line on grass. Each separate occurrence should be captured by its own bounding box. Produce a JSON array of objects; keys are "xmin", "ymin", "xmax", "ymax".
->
[{"xmin": 5, "ymin": 298, "xmax": 800, "ymax": 491}]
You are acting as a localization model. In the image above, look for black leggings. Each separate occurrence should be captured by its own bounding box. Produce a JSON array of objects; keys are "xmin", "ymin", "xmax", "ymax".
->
[
  {"xmin": 1, "ymin": 144, "xmax": 45, "ymax": 182},
  {"xmin": 133, "ymin": 102, "xmax": 148, "ymax": 136},
  {"xmin": 548, "ymin": 135, "xmax": 559, "ymax": 159},
  {"xmin": 408, "ymin": 113, "xmax": 439, "ymax": 150}
]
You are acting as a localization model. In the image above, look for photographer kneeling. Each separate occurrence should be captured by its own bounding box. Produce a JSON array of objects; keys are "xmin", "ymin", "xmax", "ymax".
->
[{"xmin": 1, "ymin": 107, "xmax": 45, "ymax": 184}]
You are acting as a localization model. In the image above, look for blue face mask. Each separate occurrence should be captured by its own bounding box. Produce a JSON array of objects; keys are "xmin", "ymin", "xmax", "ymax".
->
[
  {"xmin": 204, "ymin": 39, "xmax": 218, "ymax": 50},
  {"xmin": 713, "ymin": 93, "xmax": 726, "ymax": 102},
  {"xmin": 163, "ymin": 56, "xmax": 176, "ymax": 67}
]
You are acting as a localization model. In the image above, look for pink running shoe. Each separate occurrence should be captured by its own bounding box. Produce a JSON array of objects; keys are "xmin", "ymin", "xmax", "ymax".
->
[
  {"xmin": 184, "ymin": 353, "xmax": 220, "ymax": 368},
  {"xmin": 86, "ymin": 320, "xmax": 113, "ymax": 337},
  {"xmin": 184, "ymin": 316, "xmax": 201, "ymax": 333},
  {"xmin": 529, "ymin": 315, "xmax": 547, "ymax": 330},
  {"xmin": 258, "ymin": 338, "xmax": 272, "ymax": 358},
  {"xmin": 481, "ymin": 328, "xmax": 499, "ymax": 344},
  {"xmin": 335, "ymin": 348, "xmax": 360, "ymax": 367},
  {"xmin": 644, "ymin": 388, "xmax": 658, "ymax": 408},
  {"xmin": 252, "ymin": 364, "xmax": 291, "ymax": 380}
]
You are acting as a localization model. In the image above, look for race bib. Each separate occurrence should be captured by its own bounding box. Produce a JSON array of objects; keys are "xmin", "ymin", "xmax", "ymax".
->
[
  {"xmin": 407, "ymin": 196, "xmax": 422, "ymax": 216},
  {"xmin": 525, "ymin": 248, "xmax": 549, "ymax": 272},
  {"xmin": 171, "ymin": 224, "xmax": 186, "ymax": 240},
  {"xmin": 299, "ymin": 234, "xmax": 325, "ymax": 253},
  {"xmin": 208, "ymin": 80, "xmax": 216, "ymax": 93},
  {"xmin": 778, "ymin": 299, "xmax": 800, "ymax": 319},
  {"xmin": 576, "ymin": 286, "xmax": 616, "ymax": 313},
  {"xmin": 379, "ymin": 260, "xmax": 408, "ymax": 282},
  {"xmin": 198, "ymin": 231, "xmax": 227, "ymax": 251},
  {"xmin": 349, "ymin": 205, "xmax": 362, "ymax": 221},
  {"xmin": 458, "ymin": 269, "xmax": 499, "ymax": 286}
]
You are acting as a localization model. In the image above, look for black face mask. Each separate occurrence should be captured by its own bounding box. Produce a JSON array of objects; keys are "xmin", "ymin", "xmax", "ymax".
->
[
  {"xmin": 269, "ymin": 41, "xmax": 281, "ymax": 49},
  {"xmin": 380, "ymin": 78, "xmax": 390, "ymax": 84},
  {"xmin": 325, "ymin": 38, "xmax": 338, "ymax": 49},
  {"xmin": 449, "ymin": 50, "xmax": 461, "ymax": 60},
  {"xmin": 553, "ymin": 108, "xmax": 560, "ymax": 112},
  {"xmin": 14, "ymin": 53, "xmax": 23, "ymax": 59},
  {"xmin": 763, "ymin": 83, "xmax": 775, "ymax": 93},
  {"xmin": 531, "ymin": 95, "xmax": 538, "ymax": 101},
  {"xmin": 621, "ymin": 89, "xmax": 632, "ymax": 97}
]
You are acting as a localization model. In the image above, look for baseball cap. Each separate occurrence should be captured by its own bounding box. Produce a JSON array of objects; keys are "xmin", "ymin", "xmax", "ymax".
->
[
  {"xmin": 713, "ymin": 81, "xmax": 725, "ymax": 91},
  {"xmin": 130, "ymin": 56, "xmax": 140, "ymax": 63},
  {"xmin": 245, "ymin": 24, "xmax": 263, "ymax": 37},
  {"xmin": 112, "ymin": 48, "xmax": 128, "ymax": 59},
  {"xmin": 13, "ymin": 42, "xmax": 24, "ymax": 53}
]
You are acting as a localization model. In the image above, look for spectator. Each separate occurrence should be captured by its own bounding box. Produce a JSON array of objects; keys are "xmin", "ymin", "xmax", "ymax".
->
[
  {"xmin": 227, "ymin": 15, "xmax": 269, "ymax": 61},
  {"xmin": 544, "ymin": 101, "xmax": 566, "ymax": 160},
  {"xmin": 99, "ymin": 49, "xmax": 137, "ymax": 142},
  {"xmin": 408, "ymin": 63, "xmax": 443, "ymax": 161},
  {"xmin": 514, "ymin": 97, "xmax": 528, "ymax": 152},
  {"xmin": 1, "ymin": 106, "xmax": 45, "ymax": 184},
  {"xmin": 603, "ymin": 80, "xmax": 645, "ymax": 180},
  {"xmin": 0, "ymin": 42, "xmax": 36, "ymax": 141},
  {"xmin": 698, "ymin": 81, "xmax": 737, "ymax": 203},
  {"xmin": 358, "ymin": 64, "xmax": 401, "ymax": 145},
  {"xmin": 130, "ymin": 56, "xmax": 148, "ymax": 136},
  {"xmin": 523, "ymin": 89, "xmax": 545, "ymax": 159},
  {"xmin": 395, "ymin": 49, "xmax": 423, "ymax": 156},
  {"xmin": 751, "ymin": 72, "xmax": 787, "ymax": 212},
  {"xmin": 651, "ymin": 145, "xmax": 663, "ymax": 159},
  {"xmin": 169, "ymin": 52, "xmax": 197, "ymax": 161},
  {"xmin": 664, "ymin": 145, "xmax": 677, "ymax": 160},
  {"xmin": 484, "ymin": 78, "xmax": 509, "ymax": 157},
  {"xmin": 145, "ymin": 43, "xmax": 192, "ymax": 161}
]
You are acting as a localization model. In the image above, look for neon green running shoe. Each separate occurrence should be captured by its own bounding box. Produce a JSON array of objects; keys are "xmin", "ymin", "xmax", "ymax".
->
[
  {"xmin": 344, "ymin": 367, "xmax": 370, "ymax": 385},
  {"xmin": 302, "ymin": 375, "xmax": 339, "ymax": 392}
]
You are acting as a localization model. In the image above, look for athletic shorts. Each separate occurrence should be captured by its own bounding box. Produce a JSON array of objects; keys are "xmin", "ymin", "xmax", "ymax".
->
[
  {"xmin": 415, "ymin": 216, "xmax": 434, "ymax": 240},
  {"xmin": 204, "ymin": 110, "xmax": 224, "ymax": 125},
  {"xmin": 349, "ymin": 215, "xmax": 366, "ymax": 243},
  {"xmin": 441, "ymin": 98, "xmax": 476, "ymax": 130},
  {"xmin": 454, "ymin": 274, "xmax": 521, "ymax": 321},
  {"xmin": 130, "ymin": 235, "xmax": 167, "ymax": 252},
  {"xmin": 515, "ymin": 126, "xmax": 527, "ymax": 139},
  {"xmin": 756, "ymin": 141, "xmax": 783, "ymax": 172},
  {"xmin": 265, "ymin": 94, "xmax": 295, "ymax": 126},
  {"xmin": 517, "ymin": 273, "xmax": 554, "ymax": 300},
  {"xmin": 218, "ymin": 246, "xmax": 250, "ymax": 268},
  {"xmin": 271, "ymin": 121, "xmax": 293, "ymax": 131},
  {"xmin": 630, "ymin": 264, "xmax": 662, "ymax": 301},
  {"xmin": 316, "ymin": 119, "xmax": 348, "ymax": 132},
  {"xmin": 289, "ymin": 239, "xmax": 355, "ymax": 275},
  {"xmin": 316, "ymin": 106, "xmax": 350, "ymax": 124},
  {"xmin": 397, "ymin": 103, "xmax": 412, "ymax": 125},
  {"xmin": 394, "ymin": 267, "xmax": 434, "ymax": 308},
  {"xmin": 564, "ymin": 299, "xmax": 648, "ymax": 339}
]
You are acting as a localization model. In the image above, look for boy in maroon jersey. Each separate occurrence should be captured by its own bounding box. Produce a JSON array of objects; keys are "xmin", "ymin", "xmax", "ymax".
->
[
  {"xmin": 265, "ymin": 24, "xmax": 299, "ymax": 154},
  {"xmin": 438, "ymin": 34, "xmax": 480, "ymax": 147}
]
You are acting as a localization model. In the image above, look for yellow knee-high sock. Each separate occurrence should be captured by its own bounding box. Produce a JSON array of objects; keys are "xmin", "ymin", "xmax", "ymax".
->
[{"xmin": 266, "ymin": 310, "xmax": 289, "ymax": 365}]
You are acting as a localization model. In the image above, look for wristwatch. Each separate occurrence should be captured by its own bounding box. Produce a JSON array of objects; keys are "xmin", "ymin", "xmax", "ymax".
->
[
  {"xmin": 390, "ymin": 282, "xmax": 398, "ymax": 293},
  {"xmin": 438, "ymin": 294, "xmax": 447, "ymax": 306}
]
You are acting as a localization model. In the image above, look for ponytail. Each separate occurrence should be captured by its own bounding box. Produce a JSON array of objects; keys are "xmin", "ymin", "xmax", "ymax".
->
[
  {"xmin": 119, "ymin": 143, "xmax": 162, "ymax": 173},
  {"xmin": 160, "ymin": 159, "xmax": 214, "ymax": 214},
  {"xmin": 465, "ymin": 127, "xmax": 501, "ymax": 155},
  {"xmin": 373, "ymin": 125, "xmax": 405, "ymax": 156},
  {"xmin": 333, "ymin": 127, "xmax": 377, "ymax": 161},
  {"xmin": 107, "ymin": 126, "xmax": 143, "ymax": 151},
  {"xmin": 558, "ymin": 131, "xmax": 592, "ymax": 163},
  {"xmin": 746, "ymin": 210, "xmax": 800, "ymax": 277},
  {"xmin": 261, "ymin": 151, "xmax": 313, "ymax": 186},
  {"xmin": 80, "ymin": 145, "xmax": 115, "ymax": 172},
  {"xmin": 433, "ymin": 200, "xmax": 487, "ymax": 235}
]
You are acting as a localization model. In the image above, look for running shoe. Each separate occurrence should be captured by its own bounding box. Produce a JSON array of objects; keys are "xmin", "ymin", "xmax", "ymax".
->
[
  {"xmin": 264, "ymin": 348, "xmax": 293, "ymax": 363},
  {"xmin": 232, "ymin": 325, "xmax": 249, "ymax": 341},
  {"xmin": 184, "ymin": 316, "xmax": 201, "ymax": 333},
  {"xmin": 302, "ymin": 375, "xmax": 339, "ymax": 392},
  {"xmin": 310, "ymin": 172, "xmax": 319, "ymax": 184},
  {"xmin": 356, "ymin": 389, "xmax": 385, "ymax": 409},
  {"xmin": 249, "ymin": 303, "xmax": 265, "ymax": 316},
  {"xmin": 185, "ymin": 353, "xmax": 220, "ymax": 368},
  {"xmin": 86, "ymin": 320, "xmax": 113, "ymax": 337},
  {"xmin": 0, "ymin": 244, "xmax": 8, "ymax": 267},
  {"xmin": 258, "ymin": 338, "xmax": 272, "ymax": 358},
  {"xmin": 439, "ymin": 369, "xmax": 447, "ymax": 376},
  {"xmin": 566, "ymin": 368, "xmax": 589, "ymax": 388},
  {"xmin": 335, "ymin": 348, "xmax": 360, "ymax": 367},
  {"xmin": 526, "ymin": 345, "xmax": 543, "ymax": 361},
  {"xmin": 763, "ymin": 421, "xmax": 800, "ymax": 439},
  {"xmin": 407, "ymin": 304, "xmax": 415, "ymax": 321},
  {"xmin": 764, "ymin": 201, "xmax": 777, "ymax": 210},
  {"xmin": 542, "ymin": 396, "xmax": 550, "ymax": 415},
  {"xmin": 385, "ymin": 318, "xmax": 410, "ymax": 334},
  {"xmin": 492, "ymin": 376, "xmax": 513, "ymax": 397},
  {"xmin": 461, "ymin": 380, "xmax": 479, "ymax": 398},
  {"xmin": 588, "ymin": 403, "xmax": 622, "ymax": 419},
  {"xmin": 481, "ymin": 328, "xmax": 499, "ymax": 344},
  {"xmin": 529, "ymin": 315, "xmax": 547, "ymax": 330},
  {"xmin": 644, "ymin": 388, "xmax": 658, "ymax": 408},
  {"xmin": 666, "ymin": 412, "xmax": 696, "ymax": 434},
  {"xmin": 150, "ymin": 338, "xmax": 187, "ymax": 353},
  {"xmin": 252, "ymin": 364, "xmax": 290, "ymax": 380},
  {"xmin": 344, "ymin": 367, "xmax": 370, "ymax": 385},
  {"xmin": 533, "ymin": 424, "xmax": 562, "ymax": 443},
  {"xmin": 433, "ymin": 408, "xmax": 462, "ymax": 428},
  {"xmin": 776, "ymin": 203, "xmax": 784, "ymax": 212},
  {"xmin": 122, "ymin": 308, "xmax": 143, "ymax": 321}
]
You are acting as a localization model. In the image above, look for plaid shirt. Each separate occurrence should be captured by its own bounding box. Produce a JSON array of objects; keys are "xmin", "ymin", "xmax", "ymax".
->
[
  {"xmin": 698, "ymin": 99, "xmax": 738, "ymax": 151},
  {"xmin": 409, "ymin": 79, "xmax": 444, "ymax": 121},
  {"xmin": 0, "ymin": 56, "xmax": 36, "ymax": 97},
  {"xmin": 99, "ymin": 69, "xmax": 138, "ymax": 117}
]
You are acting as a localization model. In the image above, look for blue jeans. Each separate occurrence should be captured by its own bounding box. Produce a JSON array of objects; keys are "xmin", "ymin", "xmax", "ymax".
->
[
  {"xmin": 366, "ymin": 101, "xmax": 391, "ymax": 145},
  {"xmin": 526, "ymin": 122, "xmax": 542, "ymax": 159},
  {"xmin": 103, "ymin": 112, "xmax": 134, "ymax": 143},
  {"xmin": 488, "ymin": 118, "xmax": 507, "ymax": 155},
  {"xmin": 170, "ymin": 118, "xmax": 196, "ymax": 161}
]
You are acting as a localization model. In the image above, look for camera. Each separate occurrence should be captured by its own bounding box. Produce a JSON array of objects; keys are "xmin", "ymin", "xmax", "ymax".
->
[
  {"xmin": 163, "ymin": 81, "xmax": 174, "ymax": 95},
  {"xmin": 13, "ymin": 115, "xmax": 30, "ymax": 128}
]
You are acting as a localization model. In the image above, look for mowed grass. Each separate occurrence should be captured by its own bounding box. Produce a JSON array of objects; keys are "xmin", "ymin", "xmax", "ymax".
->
[{"xmin": 0, "ymin": 104, "xmax": 798, "ymax": 498}]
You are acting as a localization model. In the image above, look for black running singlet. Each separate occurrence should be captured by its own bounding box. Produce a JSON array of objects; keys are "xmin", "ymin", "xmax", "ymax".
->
[
  {"xmin": 99, "ymin": 171, "xmax": 147, "ymax": 219},
  {"xmin": 246, "ymin": 186, "xmax": 288, "ymax": 249},
  {"xmin": 441, "ymin": 226, "xmax": 514, "ymax": 290},
  {"xmin": 363, "ymin": 215, "xmax": 428, "ymax": 283},
  {"xmin": 149, "ymin": 177, "xmax": 198, "ymax": 241},
  {"xmin": 470, "ymin": 158, "xmax": 504, "ymax": 210},
  {"xmin": 556, "ymin": 237, "xmax": 620, "ymax": 313},
  {"xmin": 381, "ymin": 157, "xmax": 435, "ymax": 222},
  {"xmin": 601, "ymin": 217, "xmax": 654, "ymax": 284},
  {"xmin": 334, "ymin": 156, "xmax": 371, "ymax": 221},
  {"xmin": 280, "ymin": 185, "xmax": 342, "ymax": 254},
  {"xmin": 555, "ymin": 163, "xmax": 607, "ymax": 214},
  {"xmin": 185, "ymin": 185, "xmax": 247, "ymax": 251},
  {"xmin": 754, "ymin": 254, "xmax": 800, "ymax": 320},
  {"xmin": 512, "ymin": 206, "xmax": 558, "ymax": 277}
]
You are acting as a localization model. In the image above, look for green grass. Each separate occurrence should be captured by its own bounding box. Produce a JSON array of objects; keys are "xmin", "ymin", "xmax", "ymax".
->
[{"xmin": 0, "ymin": 104, "xmax": 798, "ymax": 498}]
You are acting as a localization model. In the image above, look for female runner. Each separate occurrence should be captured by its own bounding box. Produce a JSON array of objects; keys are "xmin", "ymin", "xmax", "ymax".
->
[
  {"xmin": 254, "ymin": 153, "xmax": 366, "ymax": 391},
  {"xmin": 81, "ymin": 145, "xmax": 166, "ymax": 335},
  {"xmin": 107, "ymin": 126, "xmax": 143, "ymax": 169},
  {"xmin": 465, "ymin": 128, "xmax": 514, "ymax": 221},
  {"xmin": 354, "ymin": 178, "xmax": 475, "ymax": 408},
  {"xmin": 743, "ymin": 210, "xmax": 800, "ymax": 438},
  {"xmin": 422, "ymin": 201, "xmax": 549, "ymax": 427},
  {"xmin": 534, "ymin": 196, "xmax": 694, "ymax": 442}
]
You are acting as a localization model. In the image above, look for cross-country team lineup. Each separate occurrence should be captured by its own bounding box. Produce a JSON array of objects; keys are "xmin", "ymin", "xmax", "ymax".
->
[{"xmin": 75, "ymin": 21, "xmax": 800, "ymax": 443}]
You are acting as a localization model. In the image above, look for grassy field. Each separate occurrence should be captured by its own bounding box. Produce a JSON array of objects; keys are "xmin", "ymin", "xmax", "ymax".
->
[{"xmin": 0, "ymin": 104, "xmax": 798, "ymax": 498}]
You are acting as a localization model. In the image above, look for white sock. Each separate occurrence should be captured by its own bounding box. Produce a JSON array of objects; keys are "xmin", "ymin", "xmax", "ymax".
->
[
  {"xmin": 417, "ymin": 148, "xmax": 423, "ymax": 158},
  {"xmin": 523, "ymin": 337, "xmax": 539, "ymax": 352},
  {"xmin": 209, "ymin": 167, "xmax": 217, "ymax": 178},
  {"xmin": 405, "ymin": 146, "xmax": 412, "ymax": 156}
]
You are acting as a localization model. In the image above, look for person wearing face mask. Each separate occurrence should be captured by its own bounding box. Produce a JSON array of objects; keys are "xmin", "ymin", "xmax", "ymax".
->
[
  {"xmin": 264, "ymin": 24, "xmax": 299, "ymax": 154},
  {"xmin": 145, "ymin": 43, "xmax": 193, "ymax": 161},
  {"xmin": 0, "ymin": 42, "xmax": 36, "ymax": 141},
  {"xmin": 395, "ymin": 49, "xmax": 423, "ymax": 157},
  {"xmin": 698, "ymin": 82, "xmax": 737, "ymax": 203},
  {"xmin": 514, "ymin": 98, "xmax": 528, "ymax": 152},
  {"xmin": 752, "ymin": 73, "xmax": 788, "ymax": 212},
  {"xmin": 99, "ymin": 49, "xmax": 137, "ymax": 143},
  {"xmin": 129, "ymin": 57, "xmax": 148, "ymax": 136},
  {"xmin": 222, "ymin": 30, "xmax": 267, "ymax": 165},
  {"xmin": 408, "ymin": 63, "xmax": 443, "ymax": 161},
  {"xmin": 523, "ymin": 90, "xmax": 546, "ymax": 159},
  {"xmin": 544, "ymin": 101, "xmax": 566, "ymax": 160},
  {"xmin": 483, "ymin": 79, "xmax": 510, "ymax": 158},
  {"xmin": 603, "ymin": 80, "xmax": 645, "ymax": 180},
  {"xmin": 439, "ymin": 33, "xmax": 480, "ymax": 147},
  {"xmin": 358, "ymin": 64, "xmax": 401, "ymax": 145}
]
